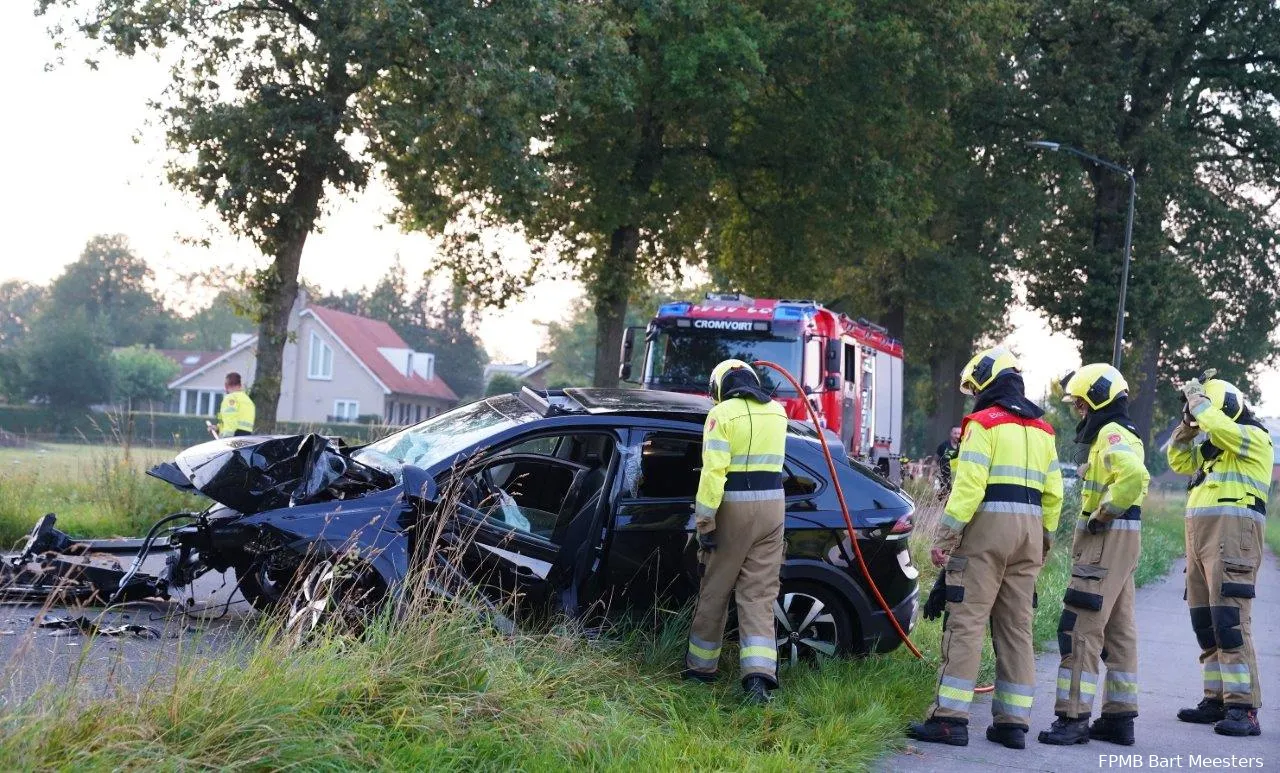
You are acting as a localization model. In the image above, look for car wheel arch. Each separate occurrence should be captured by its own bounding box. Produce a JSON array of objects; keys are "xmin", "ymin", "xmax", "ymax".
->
[{"xmin": 779, "ymin": 558, "xmax": 873, "ymax": 652}]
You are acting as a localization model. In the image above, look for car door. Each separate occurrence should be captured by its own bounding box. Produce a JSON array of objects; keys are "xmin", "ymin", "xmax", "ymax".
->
[{"xmin": 606, "ymin": 429, "xmax": 704, "ymax": 608}]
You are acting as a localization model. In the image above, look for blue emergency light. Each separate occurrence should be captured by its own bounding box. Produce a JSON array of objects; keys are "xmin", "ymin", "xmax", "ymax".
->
[{"xmin": 657, "ymin": 302, "xmax": 691, "ymax": 317}]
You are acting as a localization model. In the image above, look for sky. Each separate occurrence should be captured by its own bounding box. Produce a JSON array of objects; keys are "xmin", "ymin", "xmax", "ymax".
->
[{"xmin": 2, "ymin": 4, "xmax": 1276, "ymax": 414}]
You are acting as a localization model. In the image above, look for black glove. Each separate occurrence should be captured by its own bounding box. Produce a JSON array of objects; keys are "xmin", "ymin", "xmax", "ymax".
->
[
  {"xmin": 923, "ymin": 573, "xmax": 947, "ymax": 621},
  {"xmin": 1086, "ymin": 517, "xmax": 1106, "ymax": 535},
  {"xmin": 697, "ymin": 531, "xmax": 717, "ymax": 553}
]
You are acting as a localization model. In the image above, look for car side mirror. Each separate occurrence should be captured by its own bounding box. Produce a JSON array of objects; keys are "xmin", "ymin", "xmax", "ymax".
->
[
  {"xmin": 618, "ymin": 325, "xmax": 644, "ymax": 384},
  {"xmin": 401, "ymin": 464, "xmax": 439, "ymax": 503}
]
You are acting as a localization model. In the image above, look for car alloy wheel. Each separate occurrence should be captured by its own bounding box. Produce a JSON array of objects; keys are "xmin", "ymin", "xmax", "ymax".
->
[
  {"xmin": 284, "ymin": 555, "xmax": 384, "ymax": 646},
  {"xmin": 774, "ymin": 589, "xmax": 841, "ymax": 667}
]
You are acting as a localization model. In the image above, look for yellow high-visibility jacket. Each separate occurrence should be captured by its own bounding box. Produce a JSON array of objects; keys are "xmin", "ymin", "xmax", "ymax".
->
[
  {"xmin": 218, "ymin": 391, "xmax": 256, "ymax": 437},
  {"xmin": 940, "ymin": 406, "xmax": 1064, "ymax": 539},
  {"xmin": 1080, "ymin": 421, "xmax": 1149, "ymax": 527},
  {"xmin": 694, "ymin": 397, "xmax": 789, "ymax": 531},
  {"xmin": 1168, "ymin": 402, "xmax": 1272, "ymax": 523}
]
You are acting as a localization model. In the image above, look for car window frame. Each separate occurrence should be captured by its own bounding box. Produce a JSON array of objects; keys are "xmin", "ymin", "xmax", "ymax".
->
[{"xmin": 618, "ymin": 428, "xmax": 826, "ymax": 504}]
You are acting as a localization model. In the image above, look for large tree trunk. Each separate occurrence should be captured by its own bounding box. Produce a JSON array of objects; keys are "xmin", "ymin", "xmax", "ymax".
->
[
  {"xmin": 1078, "ymin": 173, "xmax": 1131, "ymax": 364},
  {"xmin": 592, "ymin": 225, "xmax": 640, "ymax": 388},
  {"xmin": 1127, "ymin": 335, "xmax": 1161, "ymax": 449},
  {"xmin": 928, "ymin": 345, "xmax": 967, "ymax": 444},
  {"xmin": 250, "ymin": 229, "xmax": 310, "ymax": 431}
]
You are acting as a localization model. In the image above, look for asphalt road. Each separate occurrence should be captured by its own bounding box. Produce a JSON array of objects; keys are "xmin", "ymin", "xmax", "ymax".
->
[
  {"xmin": 0, "ymin": 552, "xmax": 255, "ymax": 708},
  {"xmin": 877, "ymin": 549, "xmax": 1280, "ymax": 773}
]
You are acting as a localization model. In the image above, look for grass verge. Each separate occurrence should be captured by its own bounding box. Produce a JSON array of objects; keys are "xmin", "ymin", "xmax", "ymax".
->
[
  {"xmin": 0, "ymin": 469, "xmax": 1189, "ymax": 769},
  {"xmin": 0, "ymin": 443, "xmax": 201, "ymax": 546}
]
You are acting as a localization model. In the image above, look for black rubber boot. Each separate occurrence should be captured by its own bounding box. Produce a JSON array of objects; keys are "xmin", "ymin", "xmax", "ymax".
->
[
  {"xmin": 681, "ymin": 669, "xmax": 717, "ymax": 684},
  {"xmin": 907, "ymin": 718, "xmax": 969, "ymax": 747},
  {"xmin": 742, "ymin": 675, "xmax": 773, "ymax": 705},
  {"xmin": 1089, "ymin": 716, "xmax": 1136, "ymax": 746},
  {"xmin": 985, "ymin": 723, "xmax": 1027, "ymax": 749},
  {"xmin": 1038, "ymin": 716, "xmax": 1090, "ymax": 745},
  {"xmin": 1177, "ymin": 697, "xmax": 1226, "ymax": 724},
  {"xmin": 1214, "ymin": 707, "xmax": 1261, "ymax": 737}
]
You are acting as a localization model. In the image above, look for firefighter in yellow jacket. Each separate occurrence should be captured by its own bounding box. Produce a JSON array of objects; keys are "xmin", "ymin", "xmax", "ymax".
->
[
  {"xmin": 909, "ymin": 347, "xmax": 1063, "ymax": 749},
  {"xmin": 684, "ymin": 359, "xmax": 788, "ymax": 704},
  {"xmin": 217, "ymin": 372, "xmax": 256, "ymax": 437},
  {"xmin": 1168, "ymin": 377, "xmax": 1270, "ymax": 737},
  {"xmin": 1039, "ymin": 364, "xmax": 1149, "ymax": 746}
]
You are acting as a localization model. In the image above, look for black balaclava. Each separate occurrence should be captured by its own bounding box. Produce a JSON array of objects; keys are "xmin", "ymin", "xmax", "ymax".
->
[
  {"xmin": 1074, "ymin": 395, "xmax": 1139, "ymax": 445},
  {"xmin": 973, "ymin": 371, "xmax": 1045, "ymax": 419},
  {"xmin": 719, "ymin": 367, "xmax": 773, "ymax": 404}
]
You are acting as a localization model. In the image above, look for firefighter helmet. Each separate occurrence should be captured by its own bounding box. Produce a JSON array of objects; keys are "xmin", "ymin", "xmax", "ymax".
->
[
  {"xmin": 708, "ymin": 359, "xmax": 757, "ymax": 403},
  {"xmin": 959, "ymin": 347, "xmax": 1020, "ymax": 396},
  {"xmin": 1060, "ymin": 363, "xmax": 1128, "ymax": 411},
  {"xmin": 1204, "ymin": 379, "xmax": 1246, "ymax": 421}
]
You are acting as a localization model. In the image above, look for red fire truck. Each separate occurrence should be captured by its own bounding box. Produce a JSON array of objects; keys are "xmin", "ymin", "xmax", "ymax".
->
[{"xmin": 620, "ymin": 293, "xmax": 905, "ymax": 476}]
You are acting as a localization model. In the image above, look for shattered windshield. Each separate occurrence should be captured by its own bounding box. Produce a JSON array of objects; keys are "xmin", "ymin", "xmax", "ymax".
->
[
  {"xmin": 354, "ymin": 397, "xmax": 531, "ymax": 474},
  {"xmin": 644, "ymin": 330, "xmax": 800, "ymax": 395}
]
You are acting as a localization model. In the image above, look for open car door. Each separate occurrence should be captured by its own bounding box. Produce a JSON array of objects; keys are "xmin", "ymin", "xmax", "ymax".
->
[{"xmin": 446, "ymin": 446, "xmax": 618, "ymax": 617}]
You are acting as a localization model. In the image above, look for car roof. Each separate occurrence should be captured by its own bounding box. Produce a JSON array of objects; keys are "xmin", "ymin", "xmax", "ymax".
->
[{"xmin": 514, "ymin": 387, "xmax": 711, "ymax": 420}]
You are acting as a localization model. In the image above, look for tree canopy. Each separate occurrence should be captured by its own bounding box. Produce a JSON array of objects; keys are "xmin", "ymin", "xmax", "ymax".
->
[{"xmin": 1007, "ymin": 0, "xmax": 1280, "ymax": 441}]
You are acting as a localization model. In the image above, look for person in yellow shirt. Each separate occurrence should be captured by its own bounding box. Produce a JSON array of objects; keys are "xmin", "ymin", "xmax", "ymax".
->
[{"xmin": 217, "ymin": 372, "xmax": 256, "ymax": 437}]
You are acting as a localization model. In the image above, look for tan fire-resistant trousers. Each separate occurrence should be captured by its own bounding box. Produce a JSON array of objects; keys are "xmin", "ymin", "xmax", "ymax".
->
[
  {"xmin": 930, "ymin": 510, "xmax": 1042, "ymax": 727},
  {"xmin": 1054, "ymin": 516, "xmax": 1141, "ymax": 719},
  {"xmin": 1186, "ymin": 513, "xmax": 1264, "ymax": 709},
  {"xmin": 686, "ymin": 497, "xmax": 785, "ymax": 687}
]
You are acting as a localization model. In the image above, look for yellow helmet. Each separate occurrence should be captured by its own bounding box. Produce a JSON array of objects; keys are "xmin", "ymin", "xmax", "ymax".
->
[
  {"xmin": 1204, "ymin": 379, "xmax": 1245, "ymax": 420},
  {"xmin": 1060, "ymin": 363, "xmax": 1128, "ymax": 410},
  {"xmin": 959, "ymin": 347, "xmax": 1020, "ymax": 396},
  {"xmin": 708, "ymin": 358, "xmax": 757, "ymax": 403}
]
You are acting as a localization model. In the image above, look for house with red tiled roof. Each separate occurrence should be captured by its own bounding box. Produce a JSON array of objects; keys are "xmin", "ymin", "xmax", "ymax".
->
[{"xmin": 165, "ymin": 292, "xmax": 459, "ymax": 425}]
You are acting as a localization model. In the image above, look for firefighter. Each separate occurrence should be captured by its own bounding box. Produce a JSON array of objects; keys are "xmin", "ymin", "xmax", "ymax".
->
[
  {"xmin": 684, "ymin": 359, "xmax": 788, "ymax": 704},
  {"xmin": 217, "ymin": 372, "xmax": 256, "ymax": 437},
  {"xmin": 1039, "ymin": 364, "xmax": 1149, "ymax": 746},
  {"xmin": 1168, "ymin": 377, "xmax": 1270, "ymax": 737},
  {"xmin": 908, "ymin": 347, "xmax": 1063, "ymax": 749},
  {"xmin": 936, "ymin": 426, "xmax": 962, "ymax": 493}
]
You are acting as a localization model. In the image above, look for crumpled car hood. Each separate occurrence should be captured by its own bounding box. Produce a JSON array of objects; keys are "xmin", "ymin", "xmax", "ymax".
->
[{"xmin": 147, "ymin": 434, "xmax": 349, "ymax": 514}]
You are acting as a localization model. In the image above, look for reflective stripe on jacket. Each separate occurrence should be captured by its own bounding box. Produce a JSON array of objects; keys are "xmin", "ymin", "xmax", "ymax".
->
[
  {"xmin": 1168, "ymin": 403, "xmax": 1272, "ymax": 523},
  {"xmin": 941, "ymin": 407, "xmax": 1063, "ymax": 535},
  {"xmin": 694, "ymin": 397, "xmax": 789, "ymax": 524},
  {"xmin": 218, "ymin": 391, "xmax": 256, "ymax": 436},
  {"xmin": 1082, "ymin": 421, "xmax": 1149, "ymax": 519}
]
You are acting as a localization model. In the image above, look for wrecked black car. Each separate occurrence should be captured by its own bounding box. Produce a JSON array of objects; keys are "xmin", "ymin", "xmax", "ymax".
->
[{"xmin": 4, "ymin": 388, "xmax": 919, "ymax": 660}]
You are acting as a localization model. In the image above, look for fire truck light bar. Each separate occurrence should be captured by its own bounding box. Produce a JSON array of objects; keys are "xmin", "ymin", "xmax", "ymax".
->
[{"xmin": 658, "ymin": 302, "xmax": 692, "ymax": 317}]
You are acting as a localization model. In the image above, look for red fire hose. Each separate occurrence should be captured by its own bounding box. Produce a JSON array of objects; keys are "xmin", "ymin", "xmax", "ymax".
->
[{"xmin": 752, "ymin": 360, "xmax": 996, "ymax": 693}]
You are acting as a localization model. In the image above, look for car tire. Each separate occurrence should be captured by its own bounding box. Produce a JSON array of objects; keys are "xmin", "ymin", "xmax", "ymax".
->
[
  {"xmin": 774, "ymin": 580, "xmax": 856, "ymax": 666},
  {"xmin": 234, "ymin": 557, "xmax": 300, "ymax": 613}
]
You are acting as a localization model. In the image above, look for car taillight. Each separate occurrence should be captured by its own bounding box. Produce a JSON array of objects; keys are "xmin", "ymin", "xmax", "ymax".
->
[{"xmin": 889, "ymin": 514, "xmax": 913, "ymax": 534}]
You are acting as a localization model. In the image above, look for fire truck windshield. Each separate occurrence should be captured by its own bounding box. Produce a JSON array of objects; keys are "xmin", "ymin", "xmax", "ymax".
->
[{"xmin": 645, "ymin": 330, "xmax": 801, "ymax": 395}]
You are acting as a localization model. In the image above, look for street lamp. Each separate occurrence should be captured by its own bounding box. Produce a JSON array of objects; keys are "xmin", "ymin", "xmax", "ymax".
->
[{"xmin": 1026, "ymin": 140, "xmax": 1136, "ymax": 370}]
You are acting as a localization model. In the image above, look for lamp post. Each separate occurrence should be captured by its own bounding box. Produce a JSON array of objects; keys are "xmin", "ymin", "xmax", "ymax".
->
[{"xmin": 1026, "ymin": 140, "xmax": 1136, "ymax": 370}]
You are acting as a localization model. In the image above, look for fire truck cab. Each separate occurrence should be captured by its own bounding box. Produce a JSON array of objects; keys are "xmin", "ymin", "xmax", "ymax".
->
[{"xmin": 620, "ymin": 293, "xmax": 904, "ymax": 478}]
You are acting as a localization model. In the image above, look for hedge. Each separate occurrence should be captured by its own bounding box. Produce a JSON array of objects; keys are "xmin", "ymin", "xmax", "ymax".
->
[{"xmin": 0, "ymin": 405, "xmax": 392, "ymax": 448}]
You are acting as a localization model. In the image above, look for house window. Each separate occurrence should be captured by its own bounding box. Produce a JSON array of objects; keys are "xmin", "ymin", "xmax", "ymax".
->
[
  {"xmin": 415, "ymin": 404, "xmax": 423, "ymax": 422},
  {"xmin": 334, "ymin": 400, "xmax": 359, "ymax": 422},
  {"xmin": 308, "ymin": 331, "xmax": 333, "ymax": 380},
  {"xmin": 385, "ymin": 401, "xmax": 395, "ymax": 423}
]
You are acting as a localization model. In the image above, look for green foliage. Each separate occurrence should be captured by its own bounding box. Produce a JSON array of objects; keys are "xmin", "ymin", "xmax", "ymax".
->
[
  {"xmin": 0, "ymin": 280, "xmax": 46, "ymax": 350},
  {"xmin": 13, "ymin": 310, "xmax": 114, "ymax": 414},
  {"xmin": 112, "ymin": 346, "xmax": 181, "ymax": 405},
  {"xmin": 172, "ymin": 289, "xmax": 256, "ymax": 351},
  {"xmin": 542, "ymin": 306, "xmax": 597, "ymax": 388},
  {"xmin": 484, "ymin": 373, "xmax": 523, "ymax": 397},
  {"xmin": 46, "ymin": 235, "xmax": 170, "ymax": 347},
  {"xmin": 1006, "ymin": 0, "xmax": 1280, "ymax": 441}
]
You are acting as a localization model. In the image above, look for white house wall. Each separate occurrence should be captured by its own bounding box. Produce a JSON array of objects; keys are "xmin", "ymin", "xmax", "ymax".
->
[{"xmin": 282, "ymin": 314, "xmax": 387, "ymax": 423}]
